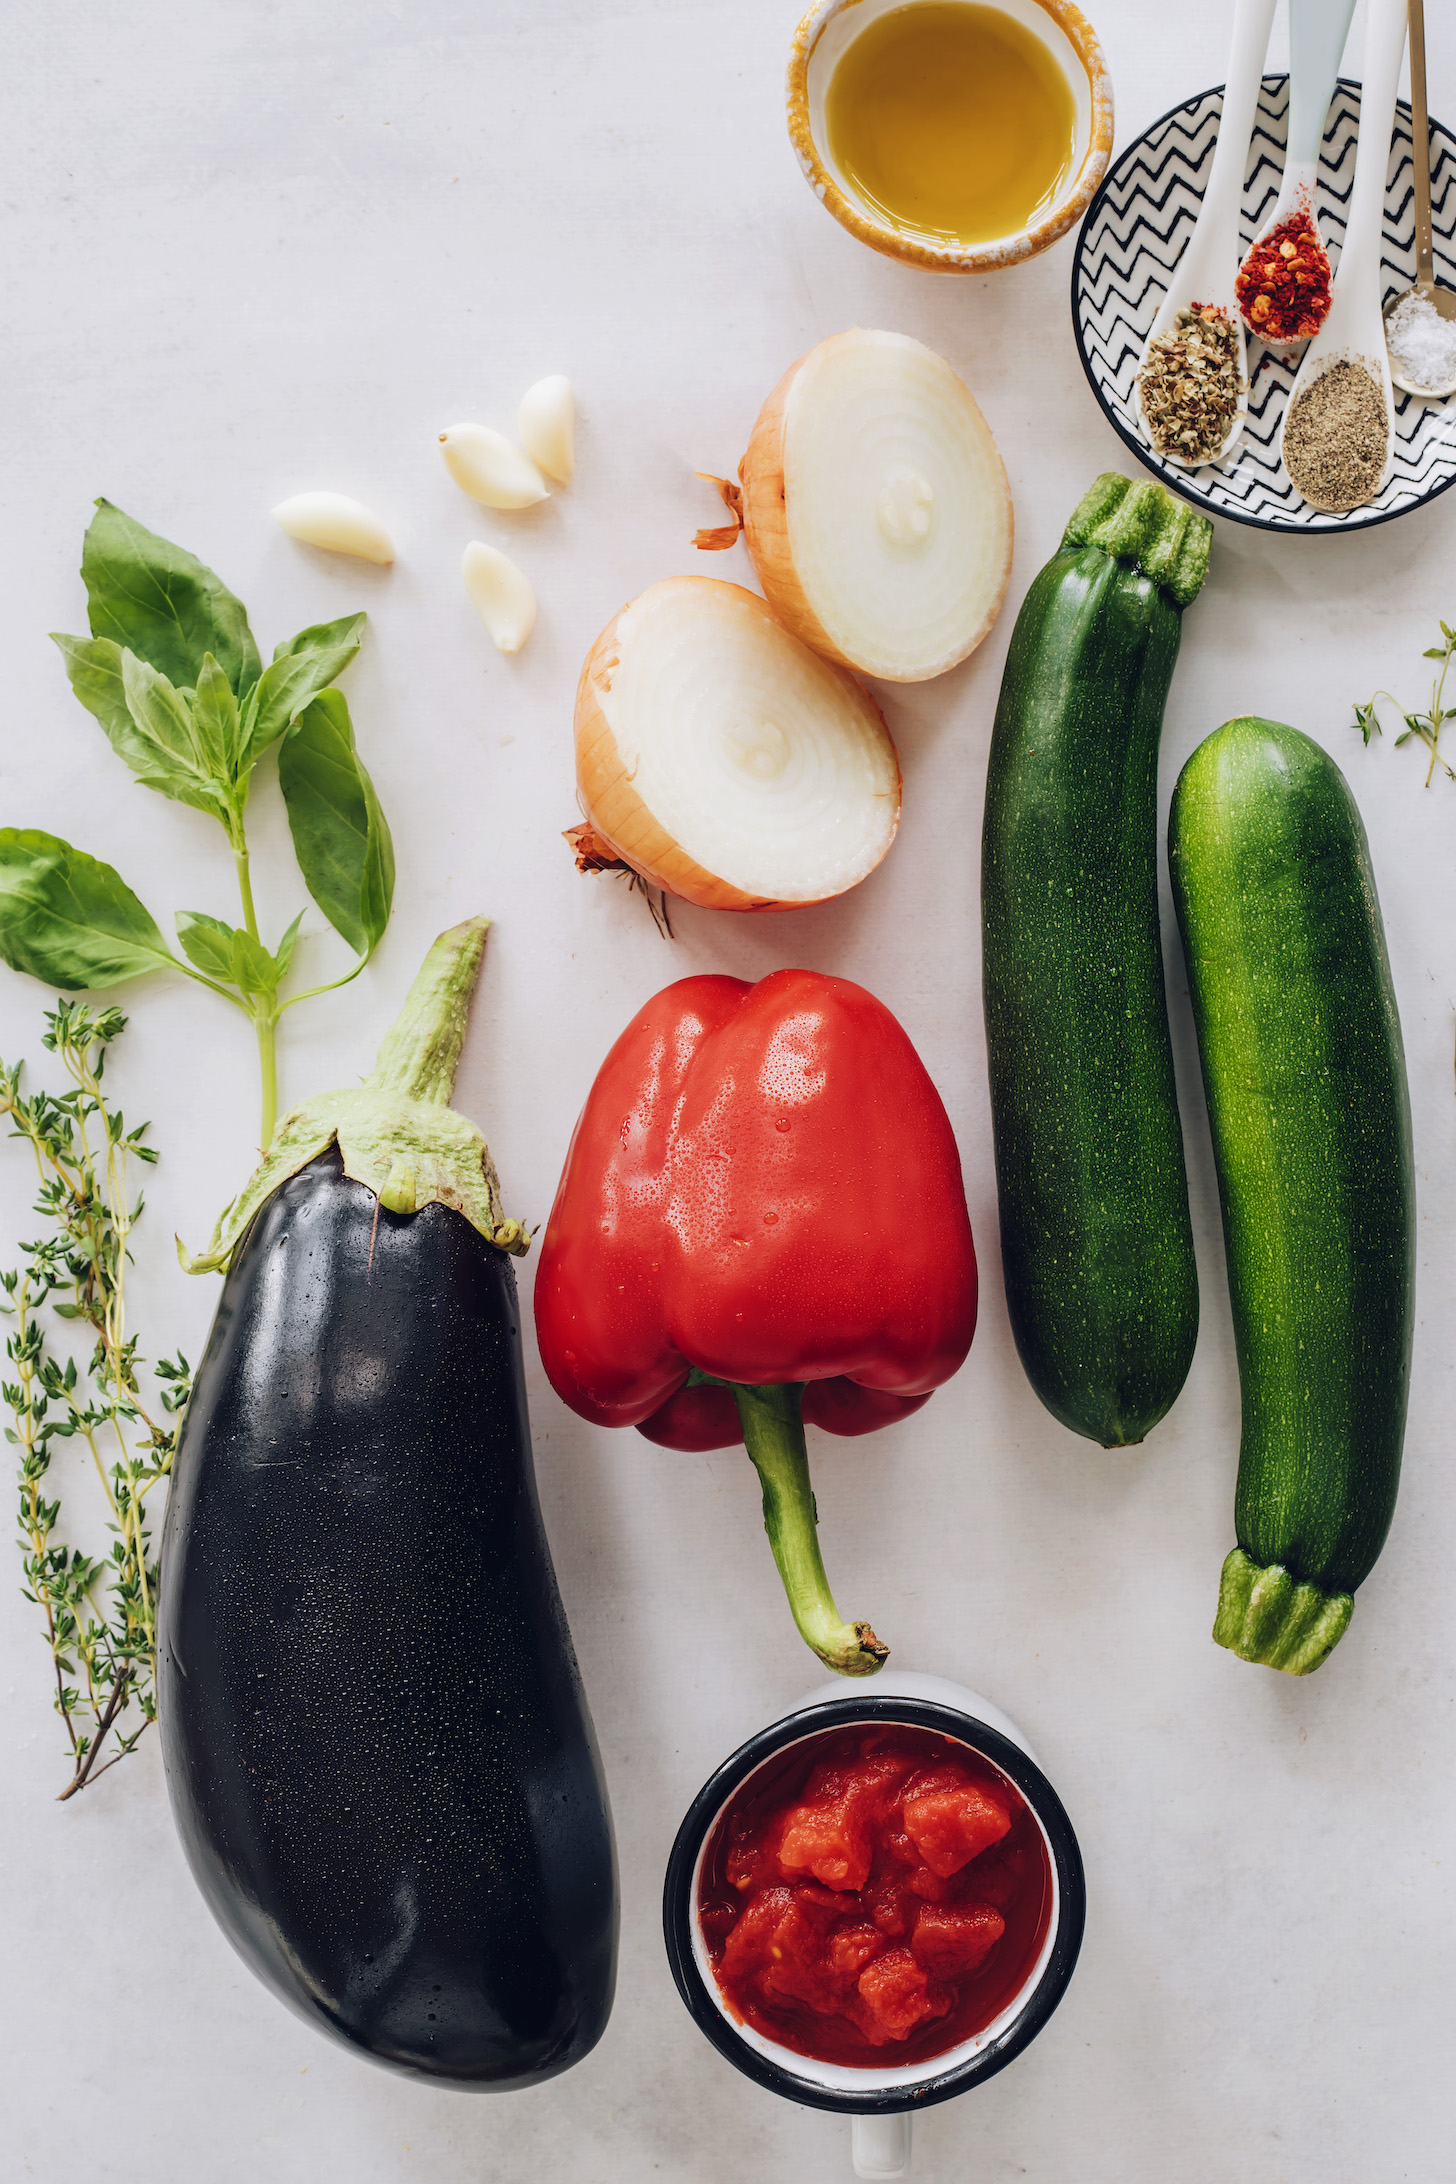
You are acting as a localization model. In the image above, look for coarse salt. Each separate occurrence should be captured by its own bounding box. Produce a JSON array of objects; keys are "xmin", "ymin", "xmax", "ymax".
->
[{"xmin": 1385, "ymin": 292, "xmax": 1456, "ymax": 392}]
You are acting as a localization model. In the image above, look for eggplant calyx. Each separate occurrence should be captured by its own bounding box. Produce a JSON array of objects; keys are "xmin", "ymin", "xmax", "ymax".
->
[{"xmin": 180, "ymin": 918, "xmax": 531, "ymax": 1275}]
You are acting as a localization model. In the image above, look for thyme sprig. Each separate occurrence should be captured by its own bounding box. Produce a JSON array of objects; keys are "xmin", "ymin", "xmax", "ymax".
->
[
  {"xmin": 1, "ymin": 1000, "xmax": 190, "ymax": 1799},
  {"xmin": 1353, "ymin": 619, "xmax": 1456, "ymax": 786}
]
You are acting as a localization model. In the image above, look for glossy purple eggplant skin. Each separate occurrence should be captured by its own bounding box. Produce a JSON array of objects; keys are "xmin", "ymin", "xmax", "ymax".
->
[{"xmin": 158, "ymin": 1150, "xmax": 617, "ymax": 2088}]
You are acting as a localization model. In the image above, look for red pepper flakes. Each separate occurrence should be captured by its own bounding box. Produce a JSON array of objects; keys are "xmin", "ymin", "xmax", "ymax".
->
[{"xmin": 1235, "ymin": 205, "xmax": 1332, "ymax": 342}]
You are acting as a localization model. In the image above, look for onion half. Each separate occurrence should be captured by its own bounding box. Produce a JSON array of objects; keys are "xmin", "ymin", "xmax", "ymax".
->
[
  {"xmin": 738, "ymin": 328, "xmax": 1013, "ymax": 683},
  {"xmin": 574, "ymin": 576, "xmax": 900, "ymax": 913}
]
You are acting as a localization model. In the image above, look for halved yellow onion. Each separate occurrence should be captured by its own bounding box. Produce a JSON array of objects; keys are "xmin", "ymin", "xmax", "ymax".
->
[
  {"xmin": 738, "ymin": 328, "xmax": 1013, "ymax": 683},
  {"xmin": 574, "ymin": 575, "xmax": 901, "ymax": 913}
]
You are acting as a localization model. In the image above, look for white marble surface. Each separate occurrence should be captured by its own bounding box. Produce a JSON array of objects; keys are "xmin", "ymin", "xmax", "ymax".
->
[{"xmin": 2, "ymin": 3, "xmax": 1454, "ymax": 2178}]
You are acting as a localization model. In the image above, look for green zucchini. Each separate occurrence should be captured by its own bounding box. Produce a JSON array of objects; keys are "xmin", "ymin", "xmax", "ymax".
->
[
  {"xmin": 1168, "ymin": 718, "xmax": 1414, "ymax": 1675},
  {"xmin": 981, "ymin": 474, "xmax": 1210, "ymax": 1447}
]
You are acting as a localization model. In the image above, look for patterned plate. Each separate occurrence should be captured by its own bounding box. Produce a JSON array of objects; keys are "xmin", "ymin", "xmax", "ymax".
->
[{"xmin": 1071, "ymin": 75, "xmax": 1456, "ymax": 533}]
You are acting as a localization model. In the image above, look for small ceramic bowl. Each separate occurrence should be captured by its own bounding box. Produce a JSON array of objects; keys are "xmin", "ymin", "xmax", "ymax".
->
[
  {"xmin": 787, "ymin": 0, "xmax": 1115, "ymax": 275},
  {"xmin": 663, "ymin": 1671, "xmax": 1086, "ymax": 2178}
]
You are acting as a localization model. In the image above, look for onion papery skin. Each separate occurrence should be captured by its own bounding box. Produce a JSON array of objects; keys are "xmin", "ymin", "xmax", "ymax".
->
[
  {"xmin": 740, "ymin": 329, "xmax": 1014, "ymax": 684},
  {"xmin": 574, "ymin": 576, "xmax": 902, "ymax": 914}
]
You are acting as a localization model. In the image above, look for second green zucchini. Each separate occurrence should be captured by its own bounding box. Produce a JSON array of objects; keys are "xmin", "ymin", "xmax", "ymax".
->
[{"xmin": 1168, "ymin": 717, "xmax": 1414, "ymax": 1674}]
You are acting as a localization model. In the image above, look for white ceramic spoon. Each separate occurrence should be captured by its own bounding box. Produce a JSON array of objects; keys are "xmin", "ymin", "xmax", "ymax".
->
[
  {"xmin": 1237, "ymin": 0, "xmax": 1357, "ymax": 342},
  {"xmin": 1279, "ymin": 0, "xmax": 1409, "ymax": 507},
  {"xmin": 1136, "ymin": 0, "xmax": 1278, "ymax": 469}
]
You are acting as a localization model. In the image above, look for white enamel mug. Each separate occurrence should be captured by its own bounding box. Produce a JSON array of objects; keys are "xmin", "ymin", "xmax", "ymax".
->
[{"xmin": 663, "ymin": 1671, "xmax": 1086, "ymax": 2177}]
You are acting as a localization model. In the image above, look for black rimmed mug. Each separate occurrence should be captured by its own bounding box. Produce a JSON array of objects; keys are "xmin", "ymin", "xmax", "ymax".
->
[{"xmin": 663, "ymin": 1671, "xmax": 1086, "ymax": 2177}]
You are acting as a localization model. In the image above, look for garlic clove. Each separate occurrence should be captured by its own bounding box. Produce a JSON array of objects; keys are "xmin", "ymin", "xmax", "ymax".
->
[
  {"xmin": 518, "ymin": 375, "xmax": 575, "ymax": 484},
  {"xmin": 438, "ymin": 424, "xmax": 549, "ymax": 509},
  {"xmin": 463, "ymin": 542, "xmax": 536, "ymax": 653},
  {"xmin": 272, "ymin": 491, "xmax": 396, "ymax": 564}
]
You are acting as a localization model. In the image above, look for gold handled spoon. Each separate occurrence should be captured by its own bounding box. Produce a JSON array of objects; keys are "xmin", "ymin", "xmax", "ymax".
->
[{"xmin": 1383, "ymin": 0, "xmax": 1456, "ymax": 399}]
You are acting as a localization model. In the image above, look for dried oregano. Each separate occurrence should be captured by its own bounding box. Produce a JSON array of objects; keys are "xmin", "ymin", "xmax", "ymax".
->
[{"xmin": 1139, "ymin": 305, "xmax": 1243, "ymax": 464}]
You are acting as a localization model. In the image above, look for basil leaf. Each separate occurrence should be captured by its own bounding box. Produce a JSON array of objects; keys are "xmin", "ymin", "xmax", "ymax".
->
[
  {"xmin": 273, "ymin": 909, "xmax": 305, "ymax": 983},
  {"xmin": 0, "ymin": 828, "xmax": 174, "ymax": 990},
  {"xmin": 277, "ymin": 690, "xmax": 394, "ymax": 958},
  {"xmin": 191, "ymin": 654, "xmax": 241, "ymax": 780},
  {"xmin": 52, "ymin": 633, "xmax": 162, "ymax": 778},
  {"xmin": 121, "ymin": 650, "xmax": 198, "ymax": 767},
  {"xmin": 52, "ymin": 635, "xmax": 235, "ymax": 829},
  {"xmin": 175, "ymin": 911, "xmax": 278, "ymax": 998},
  {"xmin": 235, "ymin": 613, "xmax": 367, "ymax": 776},
  {"xmin": 81, "ymin": 499, "xmax": 262, "ymax": 696},
  {"xmin": 273, "ymin": 613, "xmax": 368, "ymax": 670},
  {"xmin": 110, "ymin": 652, "xmax": 234, "ymax": 830},
  {"xmin": 173, "ymin": 910, "xmax": 241, "ymax": 984},
  {"xmin": 233, "ymin": 930, "xmax": 281, "ymax": 996}
]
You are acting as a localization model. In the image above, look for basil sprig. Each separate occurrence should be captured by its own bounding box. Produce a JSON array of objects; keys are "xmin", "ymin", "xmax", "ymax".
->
[{"xmin": 0, "ymin": 501, "xmax": 394, "ymax": 1149}]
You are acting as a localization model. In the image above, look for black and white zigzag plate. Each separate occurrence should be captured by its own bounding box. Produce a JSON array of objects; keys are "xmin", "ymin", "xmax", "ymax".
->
[{"xmin": 1072, "ymin": 74, "xmax": 1456, "ymax": 533}]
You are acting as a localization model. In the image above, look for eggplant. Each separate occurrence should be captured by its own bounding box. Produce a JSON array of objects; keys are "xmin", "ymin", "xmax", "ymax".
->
[{"xmin": 158, "ymin": 920, "xmax": 617, "ymax": 2088}]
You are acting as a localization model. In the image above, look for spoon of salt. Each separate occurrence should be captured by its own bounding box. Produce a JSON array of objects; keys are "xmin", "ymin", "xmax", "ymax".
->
[
  {"xmin": 1279, "ymin": 0, "xmax": 1409, "ymax": 509},
  {"xmin": 1136, "ymin": 0, "xmax": 1278, "ymax": 469},
  {"xmin": 1235, "ymin": 0, "xmax": 1357, "ymax": 346},
  {"xmin": 1382, "ymin": 0, "xmax": 1456, "ymax": 400}
]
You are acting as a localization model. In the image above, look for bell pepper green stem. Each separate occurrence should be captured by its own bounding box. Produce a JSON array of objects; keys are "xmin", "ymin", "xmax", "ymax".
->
[{"xmin": 725, "ymin": 1380, "xmax": 888, "ymax": 1679}]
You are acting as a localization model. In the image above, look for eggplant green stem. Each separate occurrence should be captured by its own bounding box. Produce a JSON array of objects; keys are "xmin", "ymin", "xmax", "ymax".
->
[
  {"xmin": 721, "ymin": 1379, "xmax": 888, "ymax": 1678},
  {"xmin": 367, "ymin": 918, "xmax": 489, "ymax": 1106}
]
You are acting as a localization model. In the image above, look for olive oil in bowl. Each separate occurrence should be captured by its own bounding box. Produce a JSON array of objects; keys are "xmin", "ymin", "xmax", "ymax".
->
[{"xmin": 824, "ymin": 2, "xmax": 1078, "ymax": 249}]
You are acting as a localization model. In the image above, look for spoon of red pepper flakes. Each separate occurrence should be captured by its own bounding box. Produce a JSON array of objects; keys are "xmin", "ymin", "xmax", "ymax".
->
[
  {"xmin": 1235, "ymin": 0, "xmax": 1355, "ymax": 344},
  {"xmin": 533, "ymin": 970, "xmax": 978, "ymax": 1676}
]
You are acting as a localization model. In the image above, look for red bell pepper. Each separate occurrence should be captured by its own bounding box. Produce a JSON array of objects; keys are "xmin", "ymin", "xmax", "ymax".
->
[{"xmin": 534, "ymin": 969, "xmax": 977, "ymax": 1675}]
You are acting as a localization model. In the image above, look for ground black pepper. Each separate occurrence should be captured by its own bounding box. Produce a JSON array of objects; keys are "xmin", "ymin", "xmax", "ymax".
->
[{"xmin": 1282, "ymin": 359, "xmax": 1388, "ymax": 511}]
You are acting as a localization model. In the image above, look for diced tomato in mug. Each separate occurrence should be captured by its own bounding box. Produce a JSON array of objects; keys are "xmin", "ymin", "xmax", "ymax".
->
[
  {"xmin": 901, "ymin": 1783, "xmax": 1011, "ymax": 1878},
  {"xmin": 828, "ymin": 1924, "xmax": 884, "ymax": 1980},
  {"xmin": 907, "ymin": 1865, "xmax": 948, "ymax": 1901},
  {"xmin": 718, "ymin": 1886, "xmax": 799, "ymax": 1984},
  {"xmin": 854, "ymin": 1949, "xmax": 949, "ymax": 2043},
  {"xmin": 912, "ymin": 1902, "xmax": 1006, "ymax": 1979},
  {"xmin": 778, "ymin": 1756, "xmax": 909, "ymax": 1891}
]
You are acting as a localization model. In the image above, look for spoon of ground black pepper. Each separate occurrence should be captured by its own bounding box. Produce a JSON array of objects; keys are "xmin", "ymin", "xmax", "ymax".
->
[
  {"xmin": 1280, "ymin": 0, "xmax": 1408, "ymax": 512},
  {"xmin": 1136, "ymin": 0, "xmax": 1277, "ymax": 470},
  {"xmin": 1382, "ymin": 0, "xmax": 1456, "ymax": 400}
]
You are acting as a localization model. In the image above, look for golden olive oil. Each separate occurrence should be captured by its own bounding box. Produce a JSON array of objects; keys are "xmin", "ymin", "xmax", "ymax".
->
[{"xmin": 825, "ymin": 2, "xmax": 1078, "ymax": 248}]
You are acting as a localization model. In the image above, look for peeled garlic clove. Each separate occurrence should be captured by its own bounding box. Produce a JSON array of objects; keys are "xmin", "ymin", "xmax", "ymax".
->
[
  {"xmin": 272, "ymin": 491, "xmax": 395, "ymax": 564},
  {"xmin": 518, "ymin": 375, "xmax": 575, "ymax": 484},
  {"xmin": 439, "ymin": 424, "xmax": 548, "ymax": 509},
  {"xmin": 463, "ymin": 542, "xmax": 536, "ymax": 653}
]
